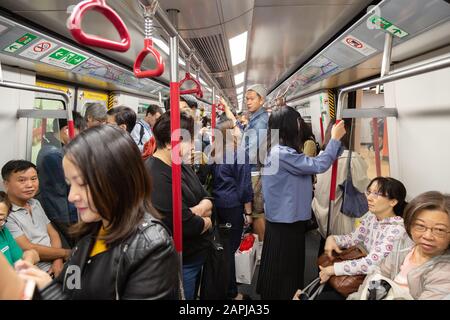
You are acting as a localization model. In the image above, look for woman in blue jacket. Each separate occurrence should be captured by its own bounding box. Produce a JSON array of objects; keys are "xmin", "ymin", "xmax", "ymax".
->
[
  {"xmin": 256, "ymin": 107, "xmax": 346, "ymax": 300},
  {"xmin": 211, "ymin": 118, "xmax": 253, "ymax": 300}
]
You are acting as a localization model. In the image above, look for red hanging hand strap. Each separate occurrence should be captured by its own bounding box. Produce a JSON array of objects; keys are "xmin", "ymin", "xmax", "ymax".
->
[
  {"xmin": 134, "ymin": 39, "xmax": 165, "ymax": 78},
  {"xmin": 133, "ymin": 1, "xmax": 164, "ymax": 78},
  {"xmin": 68, "ymin": 0, "xmax": 131, "ymax": 52},
  {"xmin": 179, "ymin": 72, "xmax": 202, "ymax": 96}
]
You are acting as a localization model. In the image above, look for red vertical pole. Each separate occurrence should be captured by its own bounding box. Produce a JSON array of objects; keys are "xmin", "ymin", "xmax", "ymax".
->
[
  {"xmin": 319, "ymin": 116, "xmax": 325, "ymax": 145},
  {"xmin": 170, "ymin": 82, "xmax": 182, "ymax": 253},
  {"xmin": 372, "ymin": 118, "xmax": 382, "ymax": 177},
  {"xmin": 211, "ymin": 103, "xmax": 216, "ymax": 142},
  {"xmin": 41, "ymin": 118, "xmax": 47, "ymax": 147}
]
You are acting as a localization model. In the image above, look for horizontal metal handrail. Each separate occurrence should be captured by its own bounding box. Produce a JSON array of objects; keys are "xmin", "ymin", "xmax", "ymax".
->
[
  {"xmin": 0, "ymin": 80, "xmax": 74, "ymax": 137},
  {"xmin": 337, "ymin": 55, "xmax": 450, "ymax": 119}
]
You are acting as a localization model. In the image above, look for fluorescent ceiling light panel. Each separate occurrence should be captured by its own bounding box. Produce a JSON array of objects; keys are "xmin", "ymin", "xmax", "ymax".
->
[
  {"xmin": 234, "ymin": 72, "xmax": 245, "ymax": 85},
  {"xmin": 236, "ymin": 86, "xmax": 243, "ymax": 95},
  {"xmin": 199, "ymin": 77, "xmax": 207, "ymax": 86},
  {"xmin": 229, "ymin": 31, "xmax": 248, "ymax": 66}
]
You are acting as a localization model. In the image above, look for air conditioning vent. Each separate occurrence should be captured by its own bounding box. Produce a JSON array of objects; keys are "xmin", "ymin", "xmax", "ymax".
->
[
  {"xmin": 186, "ymin": 34, "xmax": 230, "ymax": 74},
  {"xmin": 215, "ymin": 75, "xmax": 234, "ymax": 89}
]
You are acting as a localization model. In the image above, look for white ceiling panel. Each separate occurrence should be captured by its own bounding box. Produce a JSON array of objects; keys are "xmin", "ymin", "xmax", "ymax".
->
[{"xmin": 247, "ymin": 0, "xmax": 374, "ymax": 88}]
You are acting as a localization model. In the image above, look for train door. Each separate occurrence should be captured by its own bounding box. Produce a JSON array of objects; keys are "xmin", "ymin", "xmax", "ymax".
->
[{"xmin": 31, "ymin": 81, "xmax": 75, "ymax": 164}]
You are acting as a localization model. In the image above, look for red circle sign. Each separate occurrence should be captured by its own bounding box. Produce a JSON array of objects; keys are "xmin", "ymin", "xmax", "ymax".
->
[
  {"xmin": 346, "ymin": 37, "xmax": 363, "ymax": 49},
  {"xmin": 33, "ymin": 42, "xmax": 51, "ymax": 53}
]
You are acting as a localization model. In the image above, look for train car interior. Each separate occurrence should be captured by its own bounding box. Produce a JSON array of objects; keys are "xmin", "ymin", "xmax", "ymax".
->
[{"xmin": 0, "ymin": 0, "xmax": 449, "ymax": 301}]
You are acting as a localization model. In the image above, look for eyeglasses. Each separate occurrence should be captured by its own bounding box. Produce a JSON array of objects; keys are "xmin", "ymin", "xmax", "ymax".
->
[
  {"xmin": 365, "ymin": 190, "xmax": 385, "ymax": 199},
  {"xmin": 412, "ymin": 223, "xmax": 450, "ymax": 238}
]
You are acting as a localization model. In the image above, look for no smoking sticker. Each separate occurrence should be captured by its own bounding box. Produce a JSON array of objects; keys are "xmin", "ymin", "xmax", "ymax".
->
[
  {"xmin": 341, "ymin": 35, "xmax": 377, "ymax": 56},
  {"xmin": 19, "ymin": 39, "xmax": 57, "ymax": 60}
]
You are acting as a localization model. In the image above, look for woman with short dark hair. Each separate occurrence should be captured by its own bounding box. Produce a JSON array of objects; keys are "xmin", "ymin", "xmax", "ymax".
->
[
  {"xmin": 15, "ymin": 124, "xmax": 178, "ymax": 299},
  {"xmin": 318, "ymin": 176, "xmax": 408, "ymax": 299},
  {"xmin": 145, "ymin": 111, "xmax": 213, "ymax": 300}
]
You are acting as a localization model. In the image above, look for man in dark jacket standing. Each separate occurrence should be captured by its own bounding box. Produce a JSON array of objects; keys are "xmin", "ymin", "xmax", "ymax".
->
[{"xmin": 36, "ymin": 112, "xmax": 86, "ymax": 245}]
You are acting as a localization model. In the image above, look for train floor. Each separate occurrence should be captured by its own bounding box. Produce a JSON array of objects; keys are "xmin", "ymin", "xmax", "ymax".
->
[{"xmin": 237, "ymin": 230, "xmax": 322, "ymax": 300}]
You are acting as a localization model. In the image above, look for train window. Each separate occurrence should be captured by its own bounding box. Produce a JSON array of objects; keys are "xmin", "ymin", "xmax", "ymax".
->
[
  {"xmin": 30, "ymin": 98, "xmax": 65, "ymax": 164},
  {"xmin": 354, "ymin": 117, "xmax": 390, "ymax": 180}
]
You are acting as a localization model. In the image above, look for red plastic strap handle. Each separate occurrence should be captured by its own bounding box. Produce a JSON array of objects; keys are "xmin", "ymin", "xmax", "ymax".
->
[
  {"xmin": 179, "ymin": 72, "xmax": 202, "ymax": 95},
  {"xmin": 68, "ymin": 0, "xmax": 131, "ymax": 52},
  {"xmin": 196, "ymin": 89, "xmax": 204, "ymax": 99},
  {"xmin": 134, "ymin": 39, "xmax": 165, "ymax": 78}
]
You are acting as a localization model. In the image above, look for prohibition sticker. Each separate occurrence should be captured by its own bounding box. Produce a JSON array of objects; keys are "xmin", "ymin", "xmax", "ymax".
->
[
  {"xmin": 19, "ymin": 39, "xmax": 57, "ymax": 60},
  {"xmin": 341, "ymin": 35, "xmax": 377, "ymax": 56}
]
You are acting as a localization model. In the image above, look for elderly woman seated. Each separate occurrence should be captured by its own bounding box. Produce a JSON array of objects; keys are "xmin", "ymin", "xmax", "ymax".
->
[{"xmin": 349, "ymin": 191, "xmax": 450, "ymax": 300}]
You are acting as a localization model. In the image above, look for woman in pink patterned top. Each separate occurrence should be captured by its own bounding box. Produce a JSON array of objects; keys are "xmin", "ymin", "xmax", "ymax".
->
[{"xmin": 317, "ymin": 177, "xmax": 407, "ymax": 299}]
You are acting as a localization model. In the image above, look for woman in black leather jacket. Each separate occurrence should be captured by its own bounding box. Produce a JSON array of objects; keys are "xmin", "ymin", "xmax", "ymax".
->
[{"xmin": 15, "ymin": 125, "xmax": 179, "ymax": 299}]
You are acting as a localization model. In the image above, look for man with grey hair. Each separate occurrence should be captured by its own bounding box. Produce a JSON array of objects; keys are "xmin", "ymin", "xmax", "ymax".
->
[
  {"xmin": 83, "ymin": 102, "xmax": 107, "ymax": 128},
  {"xmin": 222, "ymin": 84, "xmax": 269, "ymax": 243}
]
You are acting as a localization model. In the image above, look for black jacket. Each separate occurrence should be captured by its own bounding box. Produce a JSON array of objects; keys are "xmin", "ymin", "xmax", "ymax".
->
[
  {"xmin": 145, "ymin": 157, "xmax": 211, "ymax": 265},
  {"xmin": 39, "ymin": 213, "xmax": 179, "ymax": 300}
]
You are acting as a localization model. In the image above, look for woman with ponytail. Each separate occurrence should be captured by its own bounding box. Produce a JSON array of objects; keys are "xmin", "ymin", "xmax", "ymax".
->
[{"xmin": 317, "ymin": 177, "xmax": 408, "ymax": 299}]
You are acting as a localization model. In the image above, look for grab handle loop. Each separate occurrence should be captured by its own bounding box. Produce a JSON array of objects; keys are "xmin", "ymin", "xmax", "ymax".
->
[
  {"xmin": 67, "ymin": 0, "xmax": 131, "ymax": 52},
  {"xmin": 134, "ymin": 1, "xmax": 164, "ymax": 78},
  {"xmin": 180, "ymin": 52, "xmax": 202, "ymax": 96}
]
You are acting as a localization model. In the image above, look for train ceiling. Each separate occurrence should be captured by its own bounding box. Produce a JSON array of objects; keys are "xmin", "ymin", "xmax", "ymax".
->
[{"xmin": 0, "ymin": 0, "xmax": 449, "ymax": 107}]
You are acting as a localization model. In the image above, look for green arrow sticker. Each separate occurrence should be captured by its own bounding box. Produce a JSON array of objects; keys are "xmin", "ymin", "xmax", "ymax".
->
[
  {"xmin": 3, "ymin": 43, "xmax": 23, "ymax": 53},
  {"xmin": 369, "ymin": 15, "xmax": 409, "ymax": 38},
  {"xmin": 41, "ymin": 47, "xmax": 88, "ymax": 70},
  {"xmin": 387, "ymin": 25, "xmax": 409, "ymax": 38},
  {"xmin": 369, "ymin": 15, "xmax": 392, "ymax": 30}
]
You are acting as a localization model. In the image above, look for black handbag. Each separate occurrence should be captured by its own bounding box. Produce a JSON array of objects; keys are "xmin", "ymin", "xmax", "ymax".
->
[{"xmin": 198, "ymin": 212, "xmax": 230, "ymax": 300}]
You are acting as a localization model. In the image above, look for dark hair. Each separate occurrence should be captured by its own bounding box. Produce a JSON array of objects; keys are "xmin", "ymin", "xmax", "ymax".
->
[
  {"xmin": 0, "ymin": 191, "xmax": 11, "ymax": 212},
  {"xmin": 403, "ymin": 191, "xmax": 450, "ymax": 239},
  {"xmin": 107, "ymin": 106, "xmax": 137, "ymax": 133},
  {"xmin": 367, "ymin": 177, "xmax": 408, "ymax": 216},
  {"xmin": 268, "ymin": 106, "xmax": 302, "ymax": 152},
  {"xmin": 164, "ymin": 96, "xmax": 188, "ymax": 111},
  {"xmin": 146, "ymin": 104, "xmax": 163, "ymax": 116},
  {"xmin": 298, "ymin": 116, "xmax": 315, "ymax": 146},
  {"xmin": 64, "ymin": 125, "xmax": 160, "ymax": 246},
  {"xmin": 152, "ymin": 111, "xmax": 195, "ymax": 149},
  {"xmin": 323, "ymin": 119, "xmax": 351, "ymax": 150},
  {"xmin": 1, "ymin": 160, "xmax": 37, "ymax": 181},
  {"xmin": 201, "ymin": 116, "xmax": 210, "ymax": 128},
  {"xmin": 53, "ymin": 111, "xmax": 87, "ymax": 133}
]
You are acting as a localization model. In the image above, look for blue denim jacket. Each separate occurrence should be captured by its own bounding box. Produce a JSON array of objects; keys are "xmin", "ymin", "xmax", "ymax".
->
[
  {"xmin": 238, "ymin": 107, "xmax": 269, "ymax": 171},
  {"xmin": 262, "ymin": 139, "xmax": 342, "ymax": 223}
]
